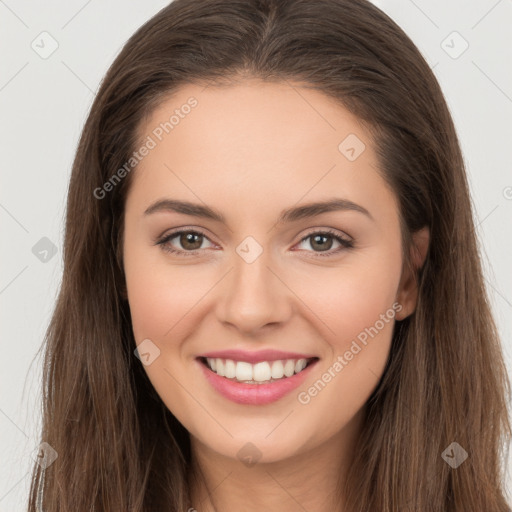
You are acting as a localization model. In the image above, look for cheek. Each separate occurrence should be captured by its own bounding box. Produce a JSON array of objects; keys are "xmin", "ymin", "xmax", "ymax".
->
[
  {"xmin": 292, "ymin": 250, "xmax": 403, "ymax": 349},
  {"xmin": 124, "ymin": 259, "xmax": 211, "ymax": 415},
  {"xmin": 125, "ymin": 233, "xmax": 404, "ymax": 350},
  {"xmin": 293, "ymin": 259, "xmax": 401, "ymax": 433},
  {"xmin": 122, "ymin": 220, "xmax": 215, "ymax": 343},
  {"xmin": 126, "ymin": 262, "xmax": 208, "ymax": 344}
]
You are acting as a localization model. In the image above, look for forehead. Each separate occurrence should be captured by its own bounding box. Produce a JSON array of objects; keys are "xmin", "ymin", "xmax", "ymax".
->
[
  {"xmin": 137, "ymin": 79, "xmax": 370, "ymax": 158},
  {"xmin": 126, "ymin": 79, "xmax": 396, "ymax": 222}
]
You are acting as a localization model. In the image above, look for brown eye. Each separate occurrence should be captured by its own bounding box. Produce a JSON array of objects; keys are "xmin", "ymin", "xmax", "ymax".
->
[
  {"xmin": 295, "ymin": 229, "xmax": 354, "ymax": 257},
  {"xmin": 178, "ymin": 231, "xmax": 204, "ymax": 250},
  {"xmin": 309, "ymin": 233, "xmax": 334, "ymax": 252},
  {"xmin": 157, "ymin": 229, "xmax": 215, "ymax": 255}
]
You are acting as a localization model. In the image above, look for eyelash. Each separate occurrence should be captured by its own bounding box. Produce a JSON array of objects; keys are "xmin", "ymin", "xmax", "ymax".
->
[{"xmin": 155, "ymin": 227, "xmax": 354, "ymax": 258}]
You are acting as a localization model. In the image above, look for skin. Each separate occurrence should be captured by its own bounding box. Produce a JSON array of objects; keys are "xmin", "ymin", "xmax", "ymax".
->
[{"xmin": 122, "ymin": 79, "xmax": 429, "ymax": 512}]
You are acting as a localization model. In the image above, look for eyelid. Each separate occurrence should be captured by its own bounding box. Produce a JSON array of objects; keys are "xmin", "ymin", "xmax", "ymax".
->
[
  {"xmin": 155, "ymin": 226, "xmax": 354, "ymax": 257},
  {"xmin": 298, "ymin": 226, "xmax": 352, "ymax": 243},
  {"xmin": 155, "ymin": 225, "xmax": 217, "ymax": 243},
  {"xmin": 155, "ymin": 226, "xmax": 218, "ymax": 252},
  {"xmin": 292, "ymin": 227, "xmax": 354, "ymax": 258}
]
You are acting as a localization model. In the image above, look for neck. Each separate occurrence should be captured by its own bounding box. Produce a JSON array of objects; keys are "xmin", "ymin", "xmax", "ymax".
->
[{"xmin": 187, "ymin": 407, "xmax": 364, "ymax": 512}]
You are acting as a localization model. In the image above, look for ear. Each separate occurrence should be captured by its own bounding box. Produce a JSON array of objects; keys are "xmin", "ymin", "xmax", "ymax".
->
[{"xmin": 395, "ymin": 226, "xmax": 430, "ymax": 321}]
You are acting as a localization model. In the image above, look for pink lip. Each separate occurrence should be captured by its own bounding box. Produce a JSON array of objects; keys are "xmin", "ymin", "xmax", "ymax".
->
[
  {"xmin": 198, "ymin": 349, "xmax": 317, "ymax": 364},
  {"xmin": 196, "ymin": 357, "xmax": 319, "ymax": 405}
]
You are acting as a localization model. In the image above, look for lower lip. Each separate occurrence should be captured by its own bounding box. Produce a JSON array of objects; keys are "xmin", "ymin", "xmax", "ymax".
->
[{"xmin": 197, "ymin": 358, "xmax": 318, "ymax": 405}]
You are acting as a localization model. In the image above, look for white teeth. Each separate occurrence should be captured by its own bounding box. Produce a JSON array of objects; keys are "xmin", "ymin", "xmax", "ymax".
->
[
  {"xmin": 235, "ymin": 361, "xmax": 253, "ymax": 381},
  {"xmin": 224, "ymin": 359, "xmax": 236, "ymax": 378},
  {"xmin": 295, "ymin": 359, "xmax": 307, "ymax": 373},
  {"xmin": 253, "ymin": 362, "xmax": 271, "ymax": 382},
  {"xmin": 283, "ymin": 359, "xmax": 295, "ymax": 377},
  {"xmin": 204, "ymin": 357, "xmax": 312, "ymax": 383},
  {"xmin": 270, "ymin": 360, "xmax": 284, "ymax": 379},
  {"xmin": 217, "ymin": 358, "xmax": 225, "ymax": 376}
]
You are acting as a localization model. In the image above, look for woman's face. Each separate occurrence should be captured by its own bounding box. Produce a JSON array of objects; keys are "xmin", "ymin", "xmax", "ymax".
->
[{"xmin": 122, "ymin": 79, "xmax": 421, "ymax": 464}]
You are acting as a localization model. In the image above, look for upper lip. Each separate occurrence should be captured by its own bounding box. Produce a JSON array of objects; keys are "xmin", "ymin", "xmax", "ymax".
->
[{"xmin": 197, "ymin": 349, "xmax": 318, "ymax": 364}]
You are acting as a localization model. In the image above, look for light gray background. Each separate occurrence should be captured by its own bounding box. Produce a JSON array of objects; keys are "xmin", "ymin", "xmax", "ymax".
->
[{"xmin": 1, "ymin": 0, "xmax": 511, "ymax": 509}]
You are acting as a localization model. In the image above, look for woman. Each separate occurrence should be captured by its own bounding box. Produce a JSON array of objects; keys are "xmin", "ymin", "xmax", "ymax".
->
[{"xmin": 28, "ymin": 0, "xmax": 511, "ymax": 510}]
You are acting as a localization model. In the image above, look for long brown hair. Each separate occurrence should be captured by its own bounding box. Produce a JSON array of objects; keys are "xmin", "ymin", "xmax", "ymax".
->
[{"xmin": 27, "ymin": 0, "xmax": 511, "ymax": 510}]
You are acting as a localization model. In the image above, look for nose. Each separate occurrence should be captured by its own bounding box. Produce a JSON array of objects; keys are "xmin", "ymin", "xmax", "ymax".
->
[{"xmin": 214, "ymin": 248, "xmax": 293, "ymax": 335}]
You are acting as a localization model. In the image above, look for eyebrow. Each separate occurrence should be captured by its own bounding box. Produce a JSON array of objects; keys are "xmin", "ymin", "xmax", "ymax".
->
[{"xmin": 144, "ymin": 197, "xmax": 373, "ymax": 223}]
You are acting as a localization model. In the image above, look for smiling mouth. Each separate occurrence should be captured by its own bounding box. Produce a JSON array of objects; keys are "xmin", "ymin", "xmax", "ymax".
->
[{"xmin": 197, "ymin": 356, "xmax": 319, "ymax": 384}]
